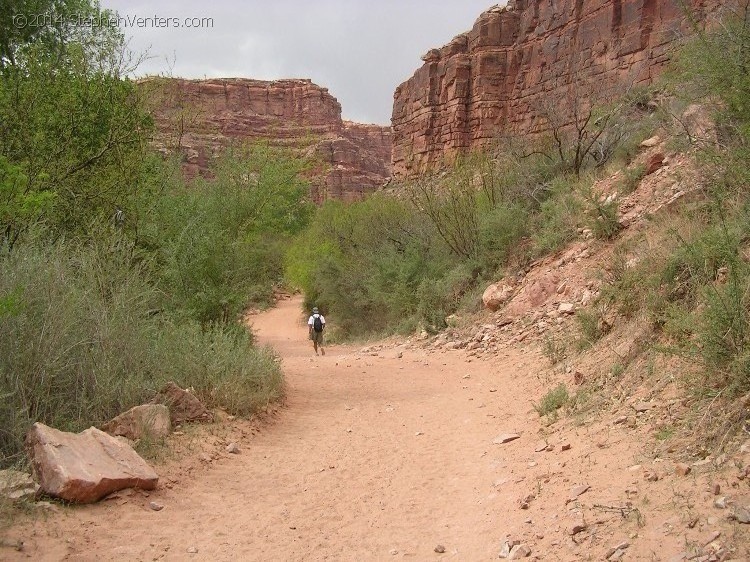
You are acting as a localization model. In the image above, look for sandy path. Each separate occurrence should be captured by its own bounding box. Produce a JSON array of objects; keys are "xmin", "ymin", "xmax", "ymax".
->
[{"xmin": 4, "ymin": 297, "xmax": 732, "ymax": 561}]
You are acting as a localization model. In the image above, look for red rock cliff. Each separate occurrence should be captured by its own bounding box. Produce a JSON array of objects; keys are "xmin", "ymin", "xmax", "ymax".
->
[
  {"xmin": 392, "ymin": 0, "xmax": 717, "ymax": 177},
  {"xmin": 145, "ymin": 77, "xmax": 391, "ymax": 202}
]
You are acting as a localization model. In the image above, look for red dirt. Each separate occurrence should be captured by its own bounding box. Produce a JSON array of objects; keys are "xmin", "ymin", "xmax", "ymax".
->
[{"xmin": 3, "ymin": 296, "xmax": 749, "ymax": 561}]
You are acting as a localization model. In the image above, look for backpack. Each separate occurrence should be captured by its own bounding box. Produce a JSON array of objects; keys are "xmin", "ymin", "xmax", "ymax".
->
[{"xmin": 313, "ymin": 315, "xmax": 323, "ymax": 332}]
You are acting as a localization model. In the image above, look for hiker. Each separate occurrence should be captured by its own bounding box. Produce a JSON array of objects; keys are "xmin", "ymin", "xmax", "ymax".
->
[{"xmin": 308, "ymin": 306, "xmax": 326, "ymax": 356}]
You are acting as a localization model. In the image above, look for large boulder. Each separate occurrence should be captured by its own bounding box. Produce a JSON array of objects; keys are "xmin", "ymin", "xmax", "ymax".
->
[
  {"xmin": 26, "ymin": 423, "xmax": 158, "ymax": 503},
  {"xmin": 101, "ymin": 404, "xmax": 171, "ymax": 441},
  {"xmin": 482, "ymin": 282, "xmax": 514, "ymax": 311},
  {"xmin": 152, "ymin": 382, "xmax": 213, "ymax": 425}
]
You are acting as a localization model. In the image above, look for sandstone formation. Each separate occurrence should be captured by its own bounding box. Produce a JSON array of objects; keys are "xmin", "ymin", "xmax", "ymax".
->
[
  {"xmin": 145, "ymin": 77, "xmax": 391, "ymax": 202},
  {"xmin": 26, "ymin": 423, "xmax": 158, "ymax": 503},
  {"xmin": 151, "ymin": 381, "xmax": 213, "ymax": 426},
  {"xmin": 101, "ymin": 404, "xmax": 171, "ymax": 441},
  {"xmin": 392, "ymin": 0, "xmax": 718, "ymax": 176}
]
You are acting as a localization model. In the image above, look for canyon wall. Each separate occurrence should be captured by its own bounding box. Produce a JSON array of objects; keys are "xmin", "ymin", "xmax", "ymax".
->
[
  {"xmin": 145, "ymin": 77, "xmax": 391, "ymax": 202},
  {"xmin": 392, "ymin": 0, "xmax": 718, "ymax": 177}
]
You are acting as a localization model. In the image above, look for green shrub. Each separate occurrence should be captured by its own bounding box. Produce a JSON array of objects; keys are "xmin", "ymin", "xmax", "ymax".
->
[
  {"xmin": 0, "ymin": 235, "xmax": 282, "ymax": 467},
  {"xmin": 542, "ymin": 334, "xmax": 567, "ymax": 365},
  {"xmin": 534, "ymin": 383, "xmax": 570, "ymax": 417},
  {"xmin": 531, "ymin": 175, "xmax": 584, "ymax": 255},
  {"xmin": 619, "ymin": 163, "xmax": 647, "ymax": 195},
  {"xmin": 575, "ymin": 308, "xmax": 610, "ymax": 350}
]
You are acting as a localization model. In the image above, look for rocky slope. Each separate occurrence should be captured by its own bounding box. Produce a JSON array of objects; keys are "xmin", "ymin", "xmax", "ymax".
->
[
  {"xmin": 144, "ymin": 77, "xmax": 391, "ymax": 202},
  {"xmin": 391, "ymin": 0, "xmax": 718, "ymax": 177}
]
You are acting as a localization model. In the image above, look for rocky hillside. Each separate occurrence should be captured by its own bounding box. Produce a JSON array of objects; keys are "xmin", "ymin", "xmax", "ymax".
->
[
  {"xmin": 391, "ymin": 0, "xmax": 718, "ymax": 177},
  {"xmin": 144, "ymin": 77, "xmax": 392, "ymax": 202}
]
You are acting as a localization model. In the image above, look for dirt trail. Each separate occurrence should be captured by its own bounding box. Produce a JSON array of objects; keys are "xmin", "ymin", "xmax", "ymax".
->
[{"xmin": 4, "ymin": 297, "xmax": 740, "ymax": 561}]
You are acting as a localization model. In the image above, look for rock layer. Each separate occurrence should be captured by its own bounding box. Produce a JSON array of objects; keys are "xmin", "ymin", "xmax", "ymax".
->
[
  {"xmin": 145, "ymin": 77, "xmax": 391, "ymax": 202},
  {"xmin": 392, "ymin": 0, "xmax": 718, "ymax": 177}
]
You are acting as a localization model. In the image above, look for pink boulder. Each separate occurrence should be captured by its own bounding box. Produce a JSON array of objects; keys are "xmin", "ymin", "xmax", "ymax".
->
[{"xmin": 26, "ymin": 422, "xmax": 158, "ymax": 503}]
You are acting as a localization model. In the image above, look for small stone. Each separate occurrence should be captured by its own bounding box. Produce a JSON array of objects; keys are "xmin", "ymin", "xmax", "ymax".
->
[
  {"xmin": 640, "ymin": 135, "xmax": 660, "ymax": 148},
  {"xmin": 633, "ymin": 402, "xmax": 651, "ymax": 413},
  {"xmin": 558, "ymin": 302, "xmax": 575, "ymax": 314},
  {"xmin": 570, "ymin": 522, "xmax": 588, "ymax": 535},
  {"xmin": 187, "ymin": 546, "xmax": 198, "ymax": 554},
  {"xmin": 561, "ymin": 442, "xmax": 571, "ymax": 451},
  {"xmin": 568, "ymin": 484, "xmax": 590, "ymax": 502},
  {"xmin": 675, "ymin": 463, "xmax": 691, "ymax": 476},
  {"xmin": 499, "ymin": 541, "xmax": 512, "ymax": 558},
  {"xmin": 149, "ymin": 501, "xmax": 164, "ymax": 511},
  {"xmin": 732, "ymin": 505, "xmax": 750, "ymax": 523},
  {"xmin": 644, "ymin": 469, "xmax": 659, "ymax": 482},
  {"xmin": 493, "ymin": 433, "xmax": 521, "ymax": 445},
  {"xmin": 613, "ymin": 416, "xmax": 628, "ymax": 425},
  {"xmin": 389, "ymin": 548, "xmax": 399, "ymax": 555},
  {"xmin": 226, "ymin": 443, "xmax": 240, "ymax": 454},
  {"xmin": 606, "ymin": 541, "xmax": 630, "ymax": 558},
  {"xmin": 508, "ymin": 544, "xmax": 532, "ymax": 559},
  {"xmin": 714, "ymin": 496, "xmax": 728, "ymax": 509},
  {"xmin": 434, "ymin": 544, "xmax": 446, "ymax": 553},
  {"xmin": 711, "ymin": 483, "xmax": 721, "ymax": 495},
  {"xmin": 703, "ymin": 530, "xmax": 721, "ymax": 545}
]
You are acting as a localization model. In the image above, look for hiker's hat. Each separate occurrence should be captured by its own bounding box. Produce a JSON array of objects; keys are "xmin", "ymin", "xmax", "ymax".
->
[{"xmin": 312, "ymin": 307, "xmax": 319, "ymax": 313}]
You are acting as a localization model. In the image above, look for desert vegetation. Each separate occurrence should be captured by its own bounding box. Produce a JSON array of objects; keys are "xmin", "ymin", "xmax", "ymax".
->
[
  {"xmin": 286, "ymin": 2, "xmax": 750, "ymax": 433},
  {"xmin": 0, "ymin": 1, "xmax": 311, "ymax": 468}
]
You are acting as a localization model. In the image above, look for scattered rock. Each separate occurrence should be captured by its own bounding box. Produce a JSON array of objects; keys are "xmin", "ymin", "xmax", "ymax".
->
[
  {"xmin": 508, "ymin": 544, "xmax": 531, "ymax": 559},
  {"xmin": 560, "ymin": 442, "xmax": 571, "ymax": 451},
  {"xmin": 187, "ymin": 546, "xmax": 198, "ymax": 554},
  {"xmin": 226, "ymin": 443, "xmax": 240, "ymax": 454},
  {"xmin": 714, "ymin": 496, "xmax": 729, "ymax": 509},
  {"xmin": 101, "ymin": 404, "xmax": 171, "ymax": 441},
  {"xmin": 645, "ymin": 153, "xmax": 665, "ymax": 175},
  {"xmin": 640, "ymin": 135, "xmax": 660, "ymax": 148},
  {"xmin": 643, "ymin": 469, "xmax": 660, "ymax": 482},
  {"xmin": 0, "ymin": 469, "xmax": 39, "ymax": 502},
  {"xmin": 632, "ymin": 402, "xmax": 652, "ymax": 413},
  {"xmin": 558, "ymin": 302, "xmax": 575, "ymax": 315},
  {"xmin": 569, "ymin": 521, "xmax": 588, "ymax": 535},
  {"xmin": 493, "ymin": 433, "xmax": 521, "ymax": 445},
  {"xmin": 483, "ymin": 283, "xmax": 515, "ymax": 311},
  {"xmin": 26, "ymin": 422, "xmax": 158, "ymax": 503},
  {"xmin": 568, "ymin": 484, "xmax": 590, "ymax": 502},
  {"xmin": 434, "ymin": 544, "xmax": 446, "ymax": 553},
  {"xmin": 675, "ymin": 463, "xmax": 691, "ymax": 476},
  {"xmin": 152, "ymin": 382, "xmax": 213, "ymax": 425},
  {"xmin": 149, "ymin": 501, "xmax": 164, "ymax": 511},
  {"xmin": 711, "ymin": 482, "xmax": 721, "ymax": 495},
  {"xmin": 732, "ymin": 505, "xmax": 750, "ymax": 523},
  {"xmin": 606, "ymin": 541, "xmax": 630, "ymax": 559}
]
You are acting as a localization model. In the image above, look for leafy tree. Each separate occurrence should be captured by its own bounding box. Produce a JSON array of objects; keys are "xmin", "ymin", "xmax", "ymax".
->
[{"xmin": 0, "ymin": 0, "xmax": 152, "ymax": 246}]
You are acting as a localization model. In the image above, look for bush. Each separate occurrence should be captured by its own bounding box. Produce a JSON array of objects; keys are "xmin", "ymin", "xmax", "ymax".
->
[
  {"xmin": 0, "ymin": 234, "xmax": 282, "ymax": 467},
  {"xmin": 534, "ymin": 383, "xmax": 570, "ymax": 417}
]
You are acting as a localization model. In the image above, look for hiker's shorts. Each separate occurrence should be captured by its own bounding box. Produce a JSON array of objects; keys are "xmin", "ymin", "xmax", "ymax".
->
[{"xmin": 310, "ymin": 331, "xmax": 324, "ymax": 344}]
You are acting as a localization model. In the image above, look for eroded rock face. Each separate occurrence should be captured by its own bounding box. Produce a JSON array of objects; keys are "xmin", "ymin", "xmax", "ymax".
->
[
  {"xmin": 145, "ymin": 77, "xmax": 392, "ymax": 202},
  {"xmin": 26, "ymin": 423, "xmax": 158, "ymax": 503},
  {"xmin": 392, "ymin": 0, "xmax": 718, "ymax": 177}
]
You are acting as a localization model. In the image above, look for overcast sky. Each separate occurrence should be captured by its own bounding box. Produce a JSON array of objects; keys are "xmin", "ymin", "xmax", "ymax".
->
[{"xmin": 100, "ymin": 1, "xmax": 498, "ymax": 124}]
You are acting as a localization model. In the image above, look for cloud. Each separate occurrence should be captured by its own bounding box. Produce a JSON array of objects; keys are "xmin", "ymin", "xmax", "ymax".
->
[{"xmin": 102, "ymin": 0, "xmax": 499, "ymax": 124}]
